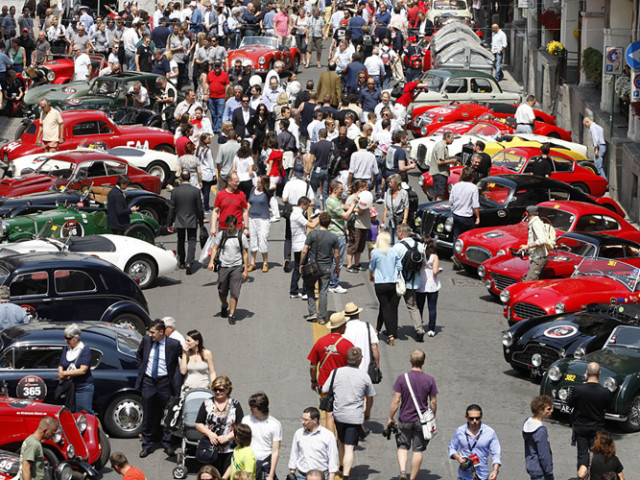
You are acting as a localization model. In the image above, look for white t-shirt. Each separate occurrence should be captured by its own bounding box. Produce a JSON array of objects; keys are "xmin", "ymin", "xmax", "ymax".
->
[
  {"xmin": 74, "ymin": 53, "xmax": 91, "ymax": 81},
  {"xmin": 290, "ymin": 206, "xmax": 309, "ymax": 253},
  {"xmin": 344, "ymin": 319, "xmax": 378, "ymax": 374},
  {"xmin": 169, "ymin": 330, "xmax": 186, "ymax": 348},
  {"xmin": 282, "ymin": 177, "xmax": 315, "ymax": 205},
  {"xmin": 241, "ymin": 414, "xmax": 283, "ymax": 461},
  {"xmin": 418, "ymin": 253, "xmax": 441, "ymax": 293},
  {"xmin": 515, "ymin": 103, "xmax": 535, "ymax": 125},
  {"xmin": 233, "ymin": 156, "xmax": 255, "ymax": 182}
]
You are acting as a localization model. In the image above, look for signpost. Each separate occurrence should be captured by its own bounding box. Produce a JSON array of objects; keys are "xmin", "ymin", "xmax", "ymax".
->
[{"xmin": 606, "ymin": 47, "xmax": 624, "ymax": 140}]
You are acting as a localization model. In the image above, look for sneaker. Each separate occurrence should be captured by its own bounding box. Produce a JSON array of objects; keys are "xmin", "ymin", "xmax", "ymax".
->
[
  {"xmin": 399, "ymin": 473, "xmax": 408, "ymax": 480},
  {"xmin": 228, "ymin": 314, "xmax": 236, "ymax": 325},
  {"xmin": 416, "ymin": 332, "xmax": 424, "ymax": 343},
  {"xmin": 270, "ymin": 217, "xmax": 280, "ymax": 223},
  {"xmin": 329, "ymin": 285, "xmax": 347, "ymax": 294},
  {"xmin": 290, "ymin": 293, "xmax": 302, "ymax": 299},
  {"xmin": 356, "ymin": 264, "xmax": 368, "ymax": 271},
  {"xmin": 345, "ymin": 266, "xmax": 359, "ymax": 273},
  {"xmin": 304, "ymin": 314, "xmax": 318, "ymax": 322},
  {"xmin": 220, "ymin": 305, "xmax": 228, "ymax": 318},
  {"xmin": 375, "ymin": 198, "xmax": 384, "ymax": 204},
  {"xmin": 428, "ymin": 330, "xmax": 436, "ymax": 337},
  {"xmin": 283, "ymin": 260, "xmax": 291, "ymax": 273},
  {"xmin": 301, "ymin": 293, "xmax": 308, "ymax": 300}
]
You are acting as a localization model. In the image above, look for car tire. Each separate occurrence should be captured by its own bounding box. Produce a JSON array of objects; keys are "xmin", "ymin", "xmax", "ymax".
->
[
  {"xmin": 137, "ymin": 203, "xmax": 160, "ymax": 222},
  {"xmin": 154, "ymin": 143, "xmax": 175, "ymax": 154},
  {"xmin": 622, "ymin": 394, "xmax": 640, "ymax": 432},
  {"xmin": 149, "ymin": 119, "xmax": 162, "ymax": 128},
  {"xmin": 292, "ymin": 55, "xmax": 300, "ymax": 73},
  {"xmin": 146, "ymin": 161, "xmax": 171, "ymax": 187},
  {"xmin": 42, "ymin": 446, "xmax": 60, "ymax": 479},
  {"xmin": 571, "ymin": 182, "xmax": 590, "ymax": 194},
  {"xmin": 14, "ymin": 123, "xmax": 27, "ymax": 141},
  {"xmin": 124, "ymin": 224, "xmax": 155, "ymax": 245},
  {"xmin": 578, "ymin": 161, "xmax": 598, "ymax": 175},
  {"xmin": 94, "ymin": 428, "xmax": 111, "ymax": 471},
  {"xmin": 112, "ymin": 313, "xmax": 146, "ymax": 334},
  {"xmin": 125, "ymin": 255, "xmax": 158, "ymax": 289},
  {"xmin": 103, "ymin": 393, "xmax": 144, "ymax": 438}
]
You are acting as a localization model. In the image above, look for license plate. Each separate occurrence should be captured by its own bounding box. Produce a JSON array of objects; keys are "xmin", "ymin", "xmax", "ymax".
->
[{"xmin": 553, "ymin": 402, "xmax": 573, "ymax": 414}]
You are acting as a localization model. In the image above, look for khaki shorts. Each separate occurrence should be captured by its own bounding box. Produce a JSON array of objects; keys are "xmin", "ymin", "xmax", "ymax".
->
[
  {"xmin": 218, "ymin": 265, "xmax": 243, "ymax": 298},
  {"xmin": 309, "ymin": 36, "xmax": 323, "ymax": 53}
]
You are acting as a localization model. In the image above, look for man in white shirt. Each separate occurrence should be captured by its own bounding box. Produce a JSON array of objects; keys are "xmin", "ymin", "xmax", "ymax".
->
[
  {"xmin": 515, "ymin": 95, "xmax": 536, "ymax": 134},
  {"xmin": 344, "ymin": 113, "xmax": 360, "ymax": 140},
  {"xmin": 364, "ymin": 47, "xmax": 386, "ymax": 89},
  {"xmin": 348, "ymin": 138, "xmax": 378, "ymax": 187},
  {"xmin": 343, "ymin": 302, "xmax": 380, "ymax": 378},
  {"xmin": 289, "ymin": 196, "xmax": 319, "ymax": 299},
  {"xmin": 152, "ymin": 2, "xmax": 165, "ymax": 30},
  {"xmin": 490, "ymin": 23, "xmax": 507, "ymax": 82},
  {"xmin": 282, "ymin": 164, "xmax": 316, "ymax": 272},
  {"xmin": 162, "ymin": 316, "xmax": 186, "ymax": 347},
  {"xmin": 127, "ymin": 82, "xmax": 150, "ymax": 108},
  {"xmin": 583, "ymin": 117, "xmax": 607, "ymax": 178},
  {"xmin": 72, "ymin": 46, "xmax": 91, "ymax": 81},
  {"xmin": 288, "ymin": 407, "xmax": 339, "ymax": 480},
  {"xmin": 242, "ymin": 393, "xmax": 282, "ymax": 480},
  {"xmin": 122, "ymin": 23, "xmax": 139, "ymax": 71},
  {"xmin": 265, "ymin": 76, "xmax": 284, "ymax": 109}
]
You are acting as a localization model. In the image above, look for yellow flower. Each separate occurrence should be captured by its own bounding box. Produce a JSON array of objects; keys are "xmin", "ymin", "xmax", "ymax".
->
[{"xmin": 546, "ymin": 41, "xmax": 565, "ymax": 56}]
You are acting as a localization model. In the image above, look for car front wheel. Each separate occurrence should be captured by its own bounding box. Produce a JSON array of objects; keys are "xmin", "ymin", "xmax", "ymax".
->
[
  {"xmin": 125, "ymin": 255, "xmax": 158, "ymax": 289},
  {"xmin": 103, "ymin": 393, "xmax": 144, "ymax": 438},
  {"xmin": 112, "ymin": 313, "xmax": 146, "ymax": 334},
  {"xmin": 146, "ymin": 161, "xmax": 170, "ymax": 187},
  {"xmin": 124, "ymin": 224, "xmax": 155, "ymax": 245},
  {"xmin": 622, "ymin": 394, "xmax": 640, "ymax": 432},
  {"xmin": 94, "ymin": 428, "xmax": 111, "ymax": 470}
]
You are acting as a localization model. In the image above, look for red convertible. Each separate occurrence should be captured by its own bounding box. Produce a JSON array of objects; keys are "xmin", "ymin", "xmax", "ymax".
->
[
  {"xmin": 454, "ymin": 201, "xmax": 640, "ymax": 270},
  {"xmin": 20, "ymin": 55, "xmax": 106, "ymax": 88},
  {"xmin": 479, "ymin": 232, "xmax": 640, "ymax": 296},
  {"xmin": 501, "ymin": 257, "xmax": 640, "ymax": 323},
  {"xmin": 0, "ymin": 110, "xmax": 175, "ymax": 165},
  {"xmin": 0, "ymin": 151, "xmax": 162, "ymax": 197},
  {"xmin": 228, "ymin": 36, "xmax": 301, "ymax": 74}
]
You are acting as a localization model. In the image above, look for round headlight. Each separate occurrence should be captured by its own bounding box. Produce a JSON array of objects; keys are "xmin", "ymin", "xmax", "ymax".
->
[
  {"xmin": 573, "ymin": 347, "xmax": 586, "ymax": 359},
  {"xmin": 46, "ymin": 70, "xmax": 56, "ymax": 82},
  {"xmin": 258, "ymin": 56, "xmax": 266, "ymax": 65},
  {"xmin": 421, "ymin": 126, "xmax": 428, "ymax": 136},
  {"xmin": 558, "ymin": 387, "xmax": 569, "ymax": 401},
  {"xmin": 484, "ymin": 279, "xmax": 492, "ymax": 290},
  {"xmin": 478, "ymin": 265, "xmax": 486, "ymax": 279},
  {"xmin": 75, "ymin": 414, "xmax": 87, "ymax": 434},
  {"xmin": 66, "ymin": 444, "xmax": 75, "ymax": 458},
  {"xmin": 547, "ymin": 366, "xmax": 562, "ymax": 382},
  {"xmin": 502, "ymin": 331, "xmax": 513, "ymax": 347},
  {"xmin": 496, "ymin": 249, "xmax": 506, "ymax": 257},
  {"xmin": 419, "ymin": 176, "xmax": 424, "ymax": 186},
  {"xmin": 603, "ymin": 376, "xmax": 618, "ymax": 392},
  {"xmin": 53, "ymin": 429, "xmax": 62, "ymax": 444},
  {"xmin": 454, "ymin": 238, "xmax": 463, "ymax": 254},
  {"xmin": 500, "ymin": 289, "xmax": 510, "ymax": 304},
  {"xmin": 55, "ymin": 463, "xmax": 73, "ymax": 480},
  {"xmin": 444, "ymin": 217, "xmax": 453, "ymax": 232},
  {"xmin": 531, "ymin": 353, "xmax": 542, "ymax": 367},
  {"xmin": 436, "ymin": 223, "xmax": 444, "ymax": 233},
  {"xmin": 555, "ymin": 302, "xmax": 565, "ymax": 314}
]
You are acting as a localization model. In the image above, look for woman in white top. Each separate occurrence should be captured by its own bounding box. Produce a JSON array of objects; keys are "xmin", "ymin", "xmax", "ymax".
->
[
  {"xmin": 164, "ymin": 49, "xmax": 180, "ymax": 82},
  {"xmin": 232, "ymin": 140, "xmax": 256, "ymax": 199},
  {"xmin": 181, "ymin": 330, "xmax": 216, "ymax": 390},
  {"xmin": 294, "ymin": 8, "xmax": 308, "ymax": 62},
  {"xmin": 197, "ymin": 133, "xmax": 216, "ymax": 212},
  {"xmin": 191, "ymin": 106, "xmax": 213, "ymax": 144},
  {"xmin": 416, "ymin": 235, "xmax": 441, "ymax": 337}
]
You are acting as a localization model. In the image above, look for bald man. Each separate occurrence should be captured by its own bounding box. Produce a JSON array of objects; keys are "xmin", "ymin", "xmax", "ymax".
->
[{"xmin": 566, "ymin": 362, "xmax": 613, "ymax": 468}]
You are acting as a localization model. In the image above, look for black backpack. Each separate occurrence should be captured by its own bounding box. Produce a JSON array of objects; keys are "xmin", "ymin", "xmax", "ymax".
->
[{"xmin": 400, "ymin": 239, "xmax": 423, "ymax": 281}]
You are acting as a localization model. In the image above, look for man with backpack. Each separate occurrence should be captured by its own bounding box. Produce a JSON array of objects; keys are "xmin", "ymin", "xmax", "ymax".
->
[
  {"xmin": 394, "ymin": 224, "xmax": 426, "ymax": 342},
  {"xmin": 404, "ymin": 36, "xmax": 423, "ymax": 82},
  {"xmin": 517, "ymin": 205, "xmax": 555, "ymax": 281}
]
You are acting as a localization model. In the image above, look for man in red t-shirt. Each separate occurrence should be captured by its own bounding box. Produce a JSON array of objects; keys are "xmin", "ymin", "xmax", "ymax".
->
[
  {"xmin": 110, "ymin": 452, "xmax": 146, "ymax": 480},
  {"xmin": 211, "ymin": 172, "xmax": 249, "ymax": 236},
  {"xmin": 395, "ymin": 81, "xmax": 431, "ymax": 108},
  {"xmin": 307, "ymin": 312, "xmax": 354, "ymax": 430},
  {"xmin": 206, "ymin": 61, "xmax": 230, "ymax": 134}
]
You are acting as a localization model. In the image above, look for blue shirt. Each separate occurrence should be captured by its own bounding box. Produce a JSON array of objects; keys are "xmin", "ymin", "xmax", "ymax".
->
[
  {"xmin": 359, "ymin": 87, "xmax": 381, "ymax": 113},
  {"xmin": 0, "ymin": 302, "xmax": 28, "ymax": 330},
  {"xmin": 152, "ymin": 56, "xmax": 171, "ymax": 76},
  {"xmin": 263, "ymin": 10, "xmax": 276, "ymax": 29},
  {"xmin": 448, "ymin": 423, "xmax": 502, "ymax": 480},
  {"xmin": 223, "ymin": 97, "xmax": 243, "ymax": 122},
  {"xmin": 393, "ymin": 238, "xmax": 423, "ymax": 290},
  {"xmin": 375, "ymin": 11, "xmax": 391, "ymax": 27},
  {"xmin": 348, "ymin": 16, "xmax": 365, "ymax": 39},
  {"xmin": 190, "ymin": 8, "xmax": 203, "ymax": 32},
  {"xmin": 144, "ymin": 337, "xmax": 168, "ymax": 377},
  {"xmin": 151, "ymin": 25, "xmax": 171, "ymax": 49},
  {"xmin": 369, "ymin": 248, "xmax": 401, "ymax": 283},
  {"xmin": 0, "ymin": 52, "xmax": 12, "ymax": 73}
]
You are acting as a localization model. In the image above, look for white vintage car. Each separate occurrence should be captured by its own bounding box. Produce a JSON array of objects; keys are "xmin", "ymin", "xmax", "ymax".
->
[
  {"xmin": 7, "ymin": 146, "xmax": 178, "ymax": 186},
  {"xmin": 427, "ymin": 0, "xmax": 474, "ymax": 29},
  {"xmin": 409, "ymin": 129, "xmax": 589, "ymax": 172},
  {"xmin": 0, "ymin": 234, "xmax": 178, "ymax": 289}
]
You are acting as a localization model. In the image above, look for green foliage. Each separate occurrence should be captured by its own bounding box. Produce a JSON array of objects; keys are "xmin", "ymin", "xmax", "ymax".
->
[{"xmin": 582, "ymin": 48, "xmax": 603, "ymax": 87}]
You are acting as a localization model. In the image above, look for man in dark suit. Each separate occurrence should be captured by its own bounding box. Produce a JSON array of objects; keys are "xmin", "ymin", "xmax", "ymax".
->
[
  {"xmin": 167, "ymin": 170, "xmax": 205, "ymax": 274},
  {"xmin": 107, "ymin": 175, "xmax": 139, "ymax": 234},
  {"xmin": 135, "ymin": 319, "xmax": 183, "ymax": 458},
  {"xmin": 231, "ymin": 94, "xmax": 257, "ymax": 139}
]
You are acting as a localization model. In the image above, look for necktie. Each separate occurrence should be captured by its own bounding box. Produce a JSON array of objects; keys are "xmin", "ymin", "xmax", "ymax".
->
[{"xmin": 151, "ymin": 342, "xmax": 160, "ymax": 378}]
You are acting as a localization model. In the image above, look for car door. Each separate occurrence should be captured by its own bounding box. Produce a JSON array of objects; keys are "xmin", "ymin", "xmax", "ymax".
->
[
  {"xmin": 9, "ymin": 271, "xmax": 53, "ymax": 320},
  {"xmin": 52, "ymin": 269, "xmax": 108, "ymax": 320},
  {"xmin": 471, "ymin": 77, "xmax": 500, "ymax": 103},
  {"xmin": 102, "ymin": 159, "xmax": 128, "ymax": 187},
  {"xmin": 442, "ymin": 77, "xmax": 469, "ymax": 103}
]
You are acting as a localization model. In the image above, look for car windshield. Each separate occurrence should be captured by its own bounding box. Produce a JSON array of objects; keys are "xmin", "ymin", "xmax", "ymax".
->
[
  {"xmin": 477, "ymin": 180, "xmax": 512, "ymax": 206},
  {"xmin": 605, "ymin": 325, "xmax": 640, "ymax": 352},
  {"xmin": 572, "ymin": 257, "xmax": 640, "ymax": 291},
  {"xmin": 492, "ymin": 151, "xmax": 527, "ymax": 172},
  {"xmin": 570, "ymin": 315, "xmax": 620, "ymax": 336},
  {"xmin": 538, "ymin": 206, "xmax": 575, "ymax": 231},
  {"xmin": 116, "ymin": 328, "xmax": 142, "ymax": 357},
  {"xmin": 34, "ymin": 159, "xmax": 75, "ymax": 179},
  {"xmin": 88, "ymin": 78, "xmax": 120, "ymax": 96},
  {"xmin": 433, "ymin": 0, "xmax": 467, "ymax": 9},
  {"xmin": 554, "ymin": 236, "xmax": 597, "ymax": 257},
  {"xmin": 240, "ymin": 36, "xmax": 278, "ymax": 48},
  {"xmin": 468, "ymin": 123, "xmax": 502, "ymax": 138},
  {"xmin": 418, "ymin": 72, "xmax": 446, "ymax": 92}
]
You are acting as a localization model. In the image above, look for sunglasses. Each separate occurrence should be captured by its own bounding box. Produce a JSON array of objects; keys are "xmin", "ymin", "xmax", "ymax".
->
[
  {"xmin": 468, "ymin": 416, "xmax": 482, "ymax": 422},
  {"xmin": 64, "ymin": 336, "xmax": 74, "ymax": 340},
  {"xmin": 213, "ymin": 387, "xmax": 226, "ymax": 392}
]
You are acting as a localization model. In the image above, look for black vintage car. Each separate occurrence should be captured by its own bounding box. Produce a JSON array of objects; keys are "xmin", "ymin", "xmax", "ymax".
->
[
  {"xmin": 0, "ymin": 322, "xmax": 143, "ymax": 439},
  {"xmin": 0, "ymin": 252, "xmax": 150, "ymax": 333},
  {"xmin": 416, "ymin": 175, "xmax": 623, "ymax": 251},
  {"xmin": 502, "ymin": 303, "xmax": 640, "ymax": 377}
]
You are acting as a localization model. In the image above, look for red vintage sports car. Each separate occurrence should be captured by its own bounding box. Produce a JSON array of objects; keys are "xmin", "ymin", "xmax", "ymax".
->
[
  {"xmin": 454, "ymin": 201, "xmax": 640, "ymax": 270},
  {"xmin": 20, "ymin": 55, "xmax": 106, "ymax": 88},
  {"xmin": 0, "ymin": 110, "xmax": 175, "ymax": 165},
  {"xmin": 479, "ymin": 232, "xmax": 640, "ymax": 296},
  {"xmin": 0, "ymin": 150, "xmax": 162, "ymax": 197},
  {"xmin": 228, "ymin": 36, "xmax": 301, "ymax": 74},
  {"xmin": 501, "ymin": 257, "xmax": 640, "ymax": 323}
]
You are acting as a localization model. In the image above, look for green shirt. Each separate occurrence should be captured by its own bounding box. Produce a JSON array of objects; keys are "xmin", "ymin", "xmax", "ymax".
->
[
  {"xmin": 429, "ymin": 140, "xmax": 450, "ymax": 177},
  {"xmin": 230, "ymin": 445, "xmax": 256, "ymax": 480},
  {"xmin": 326, "ymin": 195, "xmax": 346, "ymax": 235},
  {"xmin": 19, "ymin": 434, "xmax": 45, "ymax": 480}
]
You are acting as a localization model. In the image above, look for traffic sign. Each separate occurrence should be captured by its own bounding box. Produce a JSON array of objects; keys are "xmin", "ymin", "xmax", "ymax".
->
[
  {"xmin": 632, "ymin": 72, "xmax": 640, "ymax": 102},
  {"xmin": 605, "ymin": 47, "xmax": 622, "ymax": 75},
  {"xmin": 626, "ymin": 41, "xmax": 640, "ymax": 70}
]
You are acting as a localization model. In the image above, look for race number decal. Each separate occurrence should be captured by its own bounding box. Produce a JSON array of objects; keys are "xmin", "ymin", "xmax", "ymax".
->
[
  {"xmin": 61, "ymin": 220, "xmax": 84, "ymax": 237},
  {"xmin": 543, "ymin": 325, "xmax": 578, "ymax": 338},
  {"xmin": 16, "ymin": 375, "xmax": 47, "ymax": 401}
]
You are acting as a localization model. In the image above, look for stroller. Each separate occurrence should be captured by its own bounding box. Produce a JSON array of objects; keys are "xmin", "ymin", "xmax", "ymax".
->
[{"xmin": 172, "ymin": 388, "xmax": 214, "ymax": 479}]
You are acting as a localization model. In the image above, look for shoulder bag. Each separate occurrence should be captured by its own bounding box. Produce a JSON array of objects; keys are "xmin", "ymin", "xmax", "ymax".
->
[
  {"xmin": 301, "ymin": 231, "xmax": 322, "ymax": 278},
  {"xmin": 404, "ymin": 372, "xmax": 437, "ymax": 440},
  {"xmin": 396, "ymin": 271, "xmax": 406, "ymax": 296},
  {"xmin": 319, "ymin": 368, "xmax": 337, "ymax": 412},
  {"xmin": 366, "ymin": 324, "xmax": 382, "ymax": 384}
]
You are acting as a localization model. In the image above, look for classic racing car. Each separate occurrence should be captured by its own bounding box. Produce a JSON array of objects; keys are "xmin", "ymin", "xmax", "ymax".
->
[
  {"xmin": 0, "ymin": 448, "xmax": 74, "ymax": 480},
  {"xmin": 501, "ymin": 257, "xmax": 640, "ymax": 324},
  {"xmin": 502, "ymin": 303, "xmax": 640, "ymax": 377},
  {"xmin": 0, "ymin": 150, "xmax": 162, "ymax": 196},
  {"xmin": 1, "ymin": 110, "xmax": 175, "ymax": 164},
  {"xmin": 0, "ymin": 322, "xmax": 143, "ymax": 438},
  {"xmin": 541, "ymin": 324, "xmax": 640, "ymax": 432},
  {"xmin": 228, "ymin": 36, "xmax": 301, "ymax": 74},
  {"xmin": 480, "ymin": 233, "xmax": 640, "ymax": 296},
  {"xmin": 20, "ymin": 55, "xmax": 106, "ymax": 88},
  {"xmin": 0, "ymin": 252, "xmax": 151, "ymax": 333}
]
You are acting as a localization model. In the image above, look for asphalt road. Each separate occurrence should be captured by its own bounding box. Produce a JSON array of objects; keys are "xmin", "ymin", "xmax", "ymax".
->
[{"xmin": 1, "ymin": 61, "xmax": 639, "ymax": 480}]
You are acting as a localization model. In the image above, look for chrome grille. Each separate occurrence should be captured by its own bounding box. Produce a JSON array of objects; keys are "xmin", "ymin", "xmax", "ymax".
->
[
  {"xmin": 421, "ymin": 211, "xmax": 436, "ymax": 236},
  {"xmin": 491, "ymin": 273, "xmax": 517, "ymax": 292},
  {"xmin": 513, "ymin": 302, "xmax": 547, "ymax": 320},
  {"xmin": 512, "ymin": 344, "xmax": 562, "ymax": 370},
  {"xmin": 465, "ymin": 246, "xmax": 491, "ymax": 264},
  {"xmin": 417, "ymin": 144, "xmax": 427, "ymax": 164}
]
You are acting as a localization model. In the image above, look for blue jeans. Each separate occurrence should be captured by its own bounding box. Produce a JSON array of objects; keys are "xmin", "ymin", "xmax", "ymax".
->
[
  {"xmin": 310, "ymin": 168, "xmax": 329, "ymax": 208},
  {"xmin": 416, "ymin": 291, "xmax": 438, "ymax": 332},
  {"xmin": 125, "ymin": 51, "xmax": 136, "ymax": 71},
  {"xmin": 595, "ymin": 143, "xmax": 607, "ymax": 178},
  {"xmin": 329, "ymin": 235, "xmax": 346, "ymax": 288},
  {"xmin": 209, "ymin": 96, "xmax": 225, "ymax": 133},
  {"xmin": 304, "ymin": 269, "xmax": 331, "ymax": 319},
  {"xmin": 494, "ymin": 51, "xmax": 504, "ymax": 81},
  {"xmin": 75, "ymin": 382, "xmax": 94, "ymax": 415}
]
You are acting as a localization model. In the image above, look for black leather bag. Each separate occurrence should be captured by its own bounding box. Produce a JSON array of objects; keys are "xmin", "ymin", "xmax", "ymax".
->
[
  {"xmin": 301, "ymin": 231, "xmax": 322, "ymax": 278},
  {"xmin": 195, "ymin": 438, "xmax": 218, "ymax": 463},
  {"xmin": 318, "ymin": 369, "xmax": 336, "ymax": 412},
  {"xmin": 366, "ymin": 323, "xmax": 382, "ymax": 384}
]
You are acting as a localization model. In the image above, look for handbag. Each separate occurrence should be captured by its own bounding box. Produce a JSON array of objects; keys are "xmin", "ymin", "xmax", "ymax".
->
[
  {"xmin": 396, "ymin": 272, "xmax": 406, "ymax": 296},
  {"xmin": 404, "ymin": 373, "xmax": 437, "ymax": 440},
  {"xmin": 318, "ymin": 369, "xmax": 336, "ymax": 412},
  {"xmin": 366, "ymin": 324, "xmax": 382, "ymax": 384},
  {"xmin": 301, "ymin": 231, "xmax": 322, "ymax": 278},
  {"xmin": 196, "ymin": 437, "xmax": 218, "ymax": 463}
]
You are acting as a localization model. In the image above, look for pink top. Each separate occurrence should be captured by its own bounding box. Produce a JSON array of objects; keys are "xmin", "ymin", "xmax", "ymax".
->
[{"xmin": 273, "ymin": 12, "xmax": 290, "ymax": 36}]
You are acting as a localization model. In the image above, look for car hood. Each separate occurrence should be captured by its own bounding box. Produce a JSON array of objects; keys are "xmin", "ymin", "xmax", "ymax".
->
[
  {"xmin": 463, "ymin": 223, "xmax": 529, "ymax": 249},
  {"xmin": 0, "ymin": 174, "xmax": 55, "ymax": 194},
  {"xmin": 56, "ymin": 96, "xmax": 114, "ymax": 109},
  {"xmin": 509, "ymin": 276, "xmax": 629, "ymax": 304},
  {"xmin": 566, "ymin": 348, "xmax": 640, "ymax": 376},
  {"xmin": 519, "ymin": 315, "xmax": 598, "ymax": 348},
  {"xmin": 24, "ymin": 81, "xmax": 91, "ymax": 105},
  {"xmin": 230, "ymin": 46, "xmax": 275, "ymax": 57},
  {"xmin": 486, "ymin": 250, "xmax": 582, "ymax": 278}
]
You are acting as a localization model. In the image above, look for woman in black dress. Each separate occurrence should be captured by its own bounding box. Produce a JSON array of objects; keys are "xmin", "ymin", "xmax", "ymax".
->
[
  {"xmin": 252, "ymin": 103, "xmax": 270, "ymax": 157},
  {"xmin": 577, "ymin": 430, "xmax": 625, "ymax": 480}
]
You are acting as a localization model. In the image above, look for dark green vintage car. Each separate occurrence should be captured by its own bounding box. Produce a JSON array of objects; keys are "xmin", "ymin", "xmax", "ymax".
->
[
  {"xmin": 540, "ymin": 324, "xmax": 640, "ymax": 432},
  {"xmin": 0, "ymin": 205, "xmax": 159, "ymax": 244}
]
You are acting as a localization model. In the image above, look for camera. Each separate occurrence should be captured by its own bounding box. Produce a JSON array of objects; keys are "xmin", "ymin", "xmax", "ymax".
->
[
  {"xmin": 382, "ymin": 422, "xmax": 398, "ymax": 440},
  {"xmin": 459, "ymin": 457, "xmax": 474, "ymax": 471}
]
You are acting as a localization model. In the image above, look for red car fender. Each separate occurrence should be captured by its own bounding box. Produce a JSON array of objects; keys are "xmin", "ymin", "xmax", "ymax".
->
[
  {"xmin": 75, "ymin": 413, "xmax": 102, "ymax": 466},
  {"xmin": 594, "ymin": 197, "xmax": 625, "ymax": 218}
]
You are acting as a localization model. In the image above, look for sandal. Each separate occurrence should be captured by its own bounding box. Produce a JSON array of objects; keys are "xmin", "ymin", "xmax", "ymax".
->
[
  {"xmin": 262, "ymin": 263, "xmax": 269, "ymax": 272},
  {"xmin": 247, "ymin": 264, "xmax": 256, "ymax": 272},
  {"xmin": 387, "ymin": 335, "xmax": 395, "ymax": 346}
]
